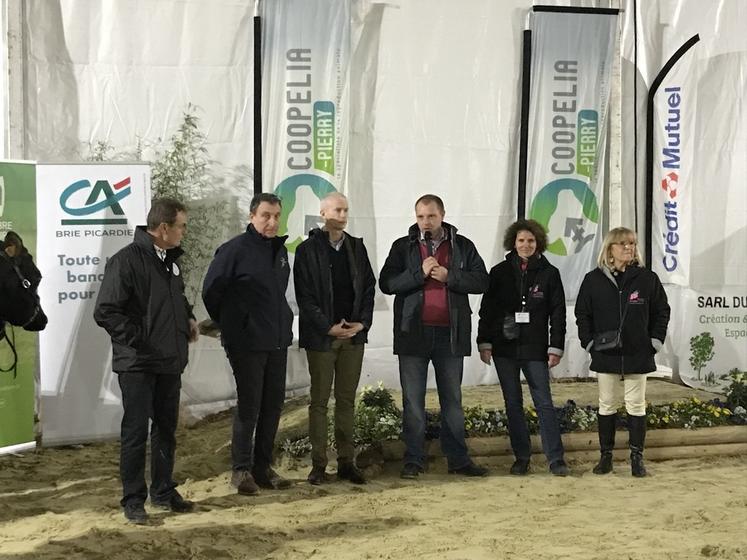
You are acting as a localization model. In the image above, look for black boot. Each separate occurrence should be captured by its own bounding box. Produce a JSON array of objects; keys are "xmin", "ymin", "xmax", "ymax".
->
[
  {"xmin": 628, "ymin": 414, "xmax": 647, "ymax": 477},
  {"xmin": 593, "ymin": 413, "xmax": 616, "ymax": 475}
]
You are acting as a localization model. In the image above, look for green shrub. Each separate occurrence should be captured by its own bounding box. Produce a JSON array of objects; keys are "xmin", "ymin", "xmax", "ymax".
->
[
  {"xmin": 353, "ymin": 383, "xmax": 402, "ymax": 446},
  {"xmin": 278, "ymin": 382, "xmax": 747, "ymax": 458},
  {"xmin": 722, "ymin": 368, "xmax": 747, "ymax": 410}
]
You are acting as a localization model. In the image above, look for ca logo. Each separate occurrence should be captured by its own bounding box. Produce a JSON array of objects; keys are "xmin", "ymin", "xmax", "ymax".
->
[{"xmin": 60, "ymin": 177, "xmax": 132, "ymax": 216}]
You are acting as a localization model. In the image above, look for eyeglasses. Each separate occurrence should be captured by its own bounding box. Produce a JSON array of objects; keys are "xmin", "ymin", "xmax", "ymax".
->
[{"xmin": 612, "ymin": 241, "xmax": 636, "ymax": 248}]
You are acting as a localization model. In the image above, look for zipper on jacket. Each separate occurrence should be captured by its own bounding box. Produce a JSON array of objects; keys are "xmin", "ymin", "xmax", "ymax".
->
[
  {"xmin": 274, "ymin": 242, "xmax": 283, "ymax": 350},
  {"xmin": 328, "ymin": 264, "xmax": 335, "ymax": 322},
  {"xmin": 165, "ymin": 258, "xmax": 181, "ymax": 363},
  {"xmin": 448, "ymin": 231, "xmax": 457, "ymax": 354},
  {"xmin": 519, "ymin": 268, "xmax": 528, "ymax": 314},
  {"xmin": 619, "ymin": 287, "xmax": 625, "ymax": 380}
]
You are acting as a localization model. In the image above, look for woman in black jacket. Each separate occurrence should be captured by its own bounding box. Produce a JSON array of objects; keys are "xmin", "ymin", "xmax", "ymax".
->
[
  {"xmin": 477, "ymin": 220, "xmax": 568, "ymax": 476},
  {"xmin": 575, "ymin": 227, "xmax": 670, "ymax": 477}
]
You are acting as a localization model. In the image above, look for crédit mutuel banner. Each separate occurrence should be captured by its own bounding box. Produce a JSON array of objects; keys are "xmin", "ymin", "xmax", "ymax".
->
[
  {"xmin": 651, "ymin": 43, "xmax": 696, "ymax": 287},
  {"xmin": 525, "ymin": 8, "xmax": 618, "ymax": 300},
  {"xmin": 646, "ymin": 22, "xmax": 746, "ymax": 391},
  {"xmin": 261, "ymin": 0, "xmax": 350, "ymax": 253},
  {"xmin": 36, "ymin": 164, "xmax": 150, "ymax": 444}
]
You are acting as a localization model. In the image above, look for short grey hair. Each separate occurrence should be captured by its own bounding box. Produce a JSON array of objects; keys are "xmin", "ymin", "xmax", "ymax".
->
[{"xmin": 320, "ymin": 192, "xmax": 347, "ymax": 211}]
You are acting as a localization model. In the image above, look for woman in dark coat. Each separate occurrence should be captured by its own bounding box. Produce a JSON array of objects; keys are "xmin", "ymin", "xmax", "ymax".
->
[
  {"xmin": 3, "ymin": 231, "xmax": 42, "ymax": 292},
  {"xmin": 477, "ymin": 219, "xmax": 568, "ymax": 476},
  {"xmin": 575, "ymin": 227, "xmax": 670, "ymax": 477}
]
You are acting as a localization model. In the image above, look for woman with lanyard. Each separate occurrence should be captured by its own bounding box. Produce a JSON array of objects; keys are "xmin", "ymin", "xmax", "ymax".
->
[
  {"xmin": 575, "ymin": 227, "xmax": 670, "ymax": 477},
  {"xmin": 477, "ymin": 219, "xmax": 569, "ymax": 476}
]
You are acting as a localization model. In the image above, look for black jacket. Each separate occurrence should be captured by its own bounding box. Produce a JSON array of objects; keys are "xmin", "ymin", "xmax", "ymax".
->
[
  {"xmin": 202, "ymin": 224, "xmax": 293, "ymax": 352},
  {"xmin": 379, "ymin": 222, "xmax": 488, "ymax": 356},
  {"xmin": 477, "ymin": 251, "xmax": 566, "ymax": 361},
  {"xmin": 294, "ymin": 228, "xmax": 376, "ymax": 351},
  {"xmin": 94, "ymin": 227, "xmax": 193, "ymax": 375},
  {"xmin": 575, "ymin": 265, "xmax": 670, "ymax": 374}
]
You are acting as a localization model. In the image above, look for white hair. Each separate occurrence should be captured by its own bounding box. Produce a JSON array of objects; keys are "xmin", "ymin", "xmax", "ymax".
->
[{"xmin": 320, "ymin": 192, "xmax": 348, "ymax": 211}]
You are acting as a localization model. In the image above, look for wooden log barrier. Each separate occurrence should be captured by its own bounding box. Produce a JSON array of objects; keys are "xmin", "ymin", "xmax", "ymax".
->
[{"xmin": 369, "ymin": 426, "xmax": 747, "ymax": 463}]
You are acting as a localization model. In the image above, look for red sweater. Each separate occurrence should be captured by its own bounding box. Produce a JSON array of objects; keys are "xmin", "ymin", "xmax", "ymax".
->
[{"xmin": 420, "ymin": 242, "xmax": 450, "ymax": 326}]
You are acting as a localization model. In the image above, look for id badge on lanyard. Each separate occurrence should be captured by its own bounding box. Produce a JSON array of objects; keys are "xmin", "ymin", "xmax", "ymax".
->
[
  {"xmin": 515, "ymin": 312, "xmax": 530, "ymax": 323},
  {"xmin": 516, "ymin": 294, "xmax": 530, "ymax": 323}
]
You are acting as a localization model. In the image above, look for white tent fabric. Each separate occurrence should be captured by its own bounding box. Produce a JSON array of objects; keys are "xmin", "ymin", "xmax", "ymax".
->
[{"xmin": 10, "ymin": 0, "xmax": 744, "ymax": 436}]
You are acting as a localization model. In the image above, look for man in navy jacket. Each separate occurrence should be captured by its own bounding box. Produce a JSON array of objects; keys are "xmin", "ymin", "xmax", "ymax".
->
[{"xmin": 202, "ymin": 193, "xmax": 293, "ymax": 495}]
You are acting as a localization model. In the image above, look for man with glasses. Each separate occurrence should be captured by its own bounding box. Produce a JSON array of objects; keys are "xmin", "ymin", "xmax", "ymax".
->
[{"xmin": 95, "ymin": 197, "xmax": 199, "ymax": 524}]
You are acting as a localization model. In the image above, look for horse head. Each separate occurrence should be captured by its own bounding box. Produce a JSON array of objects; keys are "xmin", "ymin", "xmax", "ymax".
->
[{"xmin": 0, "ymin": 253, "xmax": 47, "ymax": 331}]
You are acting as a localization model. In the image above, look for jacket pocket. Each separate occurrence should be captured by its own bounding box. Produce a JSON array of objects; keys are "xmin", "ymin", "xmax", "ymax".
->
[{"xmin": 401, "ymin": 293, "xmax": 420, "ymax": 332}]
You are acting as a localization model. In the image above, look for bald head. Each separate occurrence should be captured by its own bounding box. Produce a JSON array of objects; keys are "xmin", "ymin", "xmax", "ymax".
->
[
  {"xmin": 320, "ymin": 192, "xmax": 348, "ymax": 212},
  {"xmin": 320, "ymin": 192, "xmax": 349, "ymax": 233}
]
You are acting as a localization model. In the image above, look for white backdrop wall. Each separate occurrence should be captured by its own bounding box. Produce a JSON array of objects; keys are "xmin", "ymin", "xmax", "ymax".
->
[
  {"xmin": 1, "ymin": 0, "xmax": 7, "ymax": 159},
  {"xmin": 21, "ymin": 0, "xmax": 262, "ymax": 428},
  {"xmin": 14, "ymin": 0, "xmax": 743, "ymax": 433},
  {"xmin": 351, "ymin": 0, "xmax": 532, "ymax": 388},
  {"xmin": 23, "ymin": 0, "xmax": 256, "ymax": 171},
  {"xmin": 356, "ymin": 0, "xmax": 621, "ymax": 386},
  {"xmin": 21, "ymin": 0, "xmax": 572, "ymax": 417}
]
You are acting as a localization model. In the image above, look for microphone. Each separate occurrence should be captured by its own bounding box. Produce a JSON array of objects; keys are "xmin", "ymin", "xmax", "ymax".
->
[{"xmin": 424, "ymin": 230, "xmax": 434, "ymax": 257}]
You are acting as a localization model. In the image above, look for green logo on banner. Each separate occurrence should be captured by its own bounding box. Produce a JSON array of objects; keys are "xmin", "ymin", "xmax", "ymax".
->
[
  {"xmin": 529, "ymin": 178, "xmax": 599, "ymax": 256},
  {"xmin": 274, "ymin": 173, "xmax": 337, "ymax": 252},
  {"xmin": 577, "ymin": 110, "xmax": 598, "ymax": 178},
  {"xmin": 313, "ymin": 101, "xmax": 335, "ymax": 175}
]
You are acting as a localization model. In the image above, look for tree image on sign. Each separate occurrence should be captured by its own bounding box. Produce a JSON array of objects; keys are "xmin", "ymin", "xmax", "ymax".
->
[{"xmin": 689, "ymin": 332, "xmax": 715, "ymax": 382}]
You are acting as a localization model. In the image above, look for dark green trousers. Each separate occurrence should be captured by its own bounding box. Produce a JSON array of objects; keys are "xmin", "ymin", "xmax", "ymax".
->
[{"xmin": 306, "ymin": 340, "xmax": 364, "ymax": 468}]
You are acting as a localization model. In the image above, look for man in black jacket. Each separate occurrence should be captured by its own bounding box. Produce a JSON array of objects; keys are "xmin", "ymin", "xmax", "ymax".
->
[
  {"xmin": 94, "ymin": 197, "xmax": 198, "ymax": 524},
  {"xmin": 294, "ymin": 193, "xmax": 376, "ymax": 485},
  {"xmin": 202, "ymin": 193, "xmax": 293, "ymax": 495},
  {"xmin": 379, "ymin": 194, "xmax": 489, "ymax": 479}
]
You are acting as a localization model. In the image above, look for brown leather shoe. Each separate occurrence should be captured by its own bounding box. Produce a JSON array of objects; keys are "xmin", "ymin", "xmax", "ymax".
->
[
  {"xmin": 253, "ymin": 467, "xmax": 292, "ymax": 490},
  {"xmin": 231, "ymin": 470, "xmax": 260, "ymax": 495}
]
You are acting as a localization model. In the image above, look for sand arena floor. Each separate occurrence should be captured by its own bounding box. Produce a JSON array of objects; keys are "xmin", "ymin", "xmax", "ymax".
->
[{"xmin": 1, "ymin": 380, "xmax": 745, "ymax": 560}]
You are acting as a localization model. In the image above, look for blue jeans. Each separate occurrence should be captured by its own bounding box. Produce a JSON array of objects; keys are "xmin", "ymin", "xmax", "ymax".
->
[
  {"xmin": 494, "ymin": 358, "xmax": 564, "ymax": 465},
  {"xmin": 398, "ymin": 327, "xmax": 471, "ymax": 470}
]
